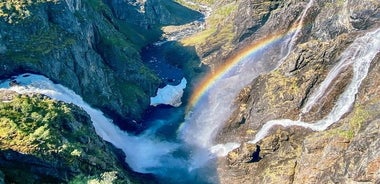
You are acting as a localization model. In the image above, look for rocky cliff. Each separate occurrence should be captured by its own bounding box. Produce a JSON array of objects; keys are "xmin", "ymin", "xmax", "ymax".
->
[
  {"xmin": 0, "ymin": 0, "xmax": 201, "ymax": 130},
  {"xmin": 0, "ymin": 0, "xmax": 203, "ymax": 182},
  {"xmin": 182, "ymin": 0, "xmax": 380, "ymax": 183}
]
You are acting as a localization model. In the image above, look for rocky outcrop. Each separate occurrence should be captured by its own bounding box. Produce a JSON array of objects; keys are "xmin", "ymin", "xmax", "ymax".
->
[{"xmin": 0, "ymin": 91, "xmax": 152, "ymax": 183}]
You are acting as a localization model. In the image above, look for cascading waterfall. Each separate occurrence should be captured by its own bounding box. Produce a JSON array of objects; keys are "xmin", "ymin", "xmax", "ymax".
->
[
  {"xmin": 0, "ymin": 74, "xmax": 182, "ymax": 175},
  {"xmin": 64, "ymin": 0, "xmax": 81, "ymax": 12},
  {"xmin": 250, "ymin": 28, "xmax": 380, "ymax": 144},
  {"xmin": 179, "ymin": 0, "xmax": 316, "ymax": 169},
  {"xmin": 284, "ymin": 0, "xmax": 314, "ymax": 56},
  {"xmin": 302, "ymin": 40, "xmax": 357, "ymax": 114}
]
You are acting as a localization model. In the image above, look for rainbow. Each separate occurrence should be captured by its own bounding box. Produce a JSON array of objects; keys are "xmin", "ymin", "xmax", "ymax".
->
[{"xmin": 187, "ymin": 23, "xmax": 302, "ymax": 110}]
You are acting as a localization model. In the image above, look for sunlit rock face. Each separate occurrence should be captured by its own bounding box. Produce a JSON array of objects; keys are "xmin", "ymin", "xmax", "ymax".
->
[{"xmin": 200, "ymin": 0, "xmax": 380, "ymax": 183}]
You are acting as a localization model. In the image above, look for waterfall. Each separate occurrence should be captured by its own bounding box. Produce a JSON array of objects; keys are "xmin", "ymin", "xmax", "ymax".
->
[
  {"xmin": 64, "ymin": 0, "xmax": 81, "ymax": 12},
  {"xmin": 179, "ymin": 0, "xmax": 317, "ymax": 169},
  {"xmin": 250, "ymin": 28, "xmax": 380, "ymax": 144},
  {"xmin": 286, "ymin": 0, "xmax": 314, "ymax": 54},
  {"xmin": 302, "ymin": 37, "xmax": 357, "ymax": 114},
  {"xmin": 0, "ymin": 74, "xmax": 181, "ymax": 174}
]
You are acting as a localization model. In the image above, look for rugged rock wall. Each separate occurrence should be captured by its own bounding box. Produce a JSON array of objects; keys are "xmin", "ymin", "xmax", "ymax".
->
[
  {"xmin": 0, "ymin": 0, "xmax": 200, "ymax": 130},
  {"xmin": 183, "ymin": 0, "xmax": 380, "ymax": 183}
]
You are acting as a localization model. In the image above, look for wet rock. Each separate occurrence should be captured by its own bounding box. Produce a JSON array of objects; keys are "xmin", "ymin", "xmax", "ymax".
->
[
  {"xmin": 348, "ymin": 0, "xmax": 380, "ymax": 30},
  {"xmin": 217, "ymin": 128, "xmax": 308, "ymax": 184},
  {"xmin": 227, "ymin": 143, "xmax": 259, "ymax": 165}
]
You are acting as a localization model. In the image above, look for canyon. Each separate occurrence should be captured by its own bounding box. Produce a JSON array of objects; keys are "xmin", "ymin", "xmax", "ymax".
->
[{"xmin": 0, "ymin": 0, "xmax": 379, "ymax": 183}]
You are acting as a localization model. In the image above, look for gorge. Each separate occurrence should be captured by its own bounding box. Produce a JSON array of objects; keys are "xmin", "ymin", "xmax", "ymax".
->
[{"xmin": 0, "ymin": 0, "xmax": 380, "ymax": 183}]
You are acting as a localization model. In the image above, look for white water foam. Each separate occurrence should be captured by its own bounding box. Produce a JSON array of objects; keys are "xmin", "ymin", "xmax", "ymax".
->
[
  {"xmin": 150, "ymin": 78, "xmax": 187, "ymax": 107},
  {"xmin": 250, "ymin": 28, "xmax": 380, "ymax": 144},
  {"xmin": 0, "ymin": 74, "xmax": 180, "ymax": 173},
  {"xmin": 209, "ymin": 142, "xmax": 241, "ymax": 157}
]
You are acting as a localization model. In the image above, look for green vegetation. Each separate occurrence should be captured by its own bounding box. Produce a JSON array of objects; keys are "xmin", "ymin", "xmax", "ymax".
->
[
  {"xmin": 100, "ymin": 30, "xmax": 136, "ymax": 54},
  {"xmin": 191, "ymin": 0, "xmax": 216, "ymax": 5},
  {"xmin": 0, "ymin": 94, "xmax": 79, "ymax": 155},
  {"xmin": 5, "ymin": 24, "xmax": 76, "ymax": 63},
  {"xmin": 0, "ymin": 0, "xmax": 58, "ymax": 24},
  {"xmin": 175, "ymin": 0, "xmax": 216, "ymax": 8},
  {"xmin": 181, "ymin": 2, "xmax": 237, "ymax": 46},
  {"xmin": 263, "ymin": 70, "xmax": 300, "ymax": 107},
  {"xmin": 182, "ymin": 27, "xmax": 216, "ymax": 46},
  {"xmin": 161, "ymin": 0, "xmax": 202, "ymax": 25},
  {"xmin": 326, "ymin": 103, "xmax": 372, "ymax": 140},
  {"xmin": 87, "ymin": 0, "xmax": 109, "ymax": 11},
  {"xmin": 70, "ymin": 171, "xmax": 118, "ymax": 184},
  {"xmin": 120, "ymin": 82, "xmax": 147, "ymax": 105},
  {"xmin": 174, "ymin": 0, "xmax": 202, "ymax": 11},
  {"xmin": 0, "ymin": 93, "xmax": 129, "ymax": 183},
  {"xmin": 324, "ymin": 0, "xmax": 345, "ymax": 8},
  {"xmin": 117, "ymin": 21, "xmax": 162, "ymax": 49}
]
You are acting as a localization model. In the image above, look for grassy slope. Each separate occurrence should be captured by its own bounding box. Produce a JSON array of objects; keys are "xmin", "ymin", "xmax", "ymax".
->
[{"xmin": 0, "ymin": 93, "xmax": 131, "ymax": 183}]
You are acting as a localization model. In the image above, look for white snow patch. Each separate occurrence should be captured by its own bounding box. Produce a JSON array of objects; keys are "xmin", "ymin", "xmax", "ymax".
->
[{"xmin": 150, "ymin": 78, "xmax": 187, "ymax": 107}]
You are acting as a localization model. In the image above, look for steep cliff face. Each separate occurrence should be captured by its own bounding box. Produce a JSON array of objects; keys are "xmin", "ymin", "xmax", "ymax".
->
[
  {"xmin": 182, "ymin": 0, "xmax": 317, "ymax": 71},
  {"xmin": 108, "ymin": 0, "xmax": 202, "ymax": 28},
  {"xmin": 0, "ymin": 0, "xmax": 201, "ymax": 130},
  {"xmin": 183, "ymin": 0, "xmax": 380, "ymax": 183},
  {"xmin": 0, "ymin": 91, "xmax": 151, "ymax": 183}
]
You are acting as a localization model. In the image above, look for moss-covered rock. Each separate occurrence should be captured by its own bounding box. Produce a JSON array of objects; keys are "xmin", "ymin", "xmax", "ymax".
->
[{"xmin": 0, "ymin": 91, "xmax": 148, "ymax": 183}]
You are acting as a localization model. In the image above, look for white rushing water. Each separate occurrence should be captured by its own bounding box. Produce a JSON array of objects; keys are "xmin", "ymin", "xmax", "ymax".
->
[
  {"xmin": 250, "ymin": 28, "xmax": 380, "ymax": 144},
  {"xmin": 285, "ymin": 0, "xmax": 314, "ymax": 54},
  {"xmin": 150, "ymin": 78, "xmax": 187, "ymax": 107},
  {"xmin": 179, "ymin": 0, "xmax": 317, "ymax": 170},
  {"xmin": 0, "ymin": 74, "xmax": 180, "ymax": 174}
]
